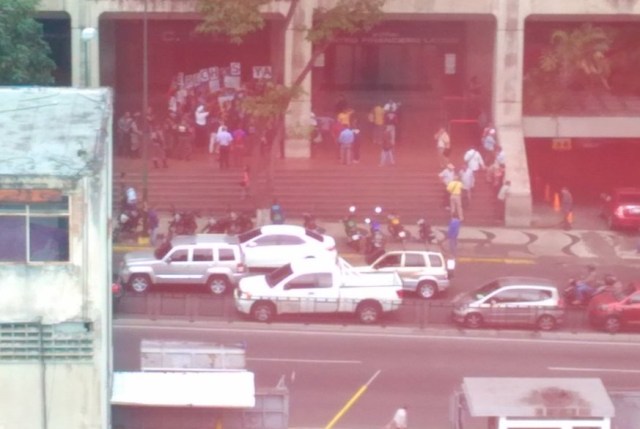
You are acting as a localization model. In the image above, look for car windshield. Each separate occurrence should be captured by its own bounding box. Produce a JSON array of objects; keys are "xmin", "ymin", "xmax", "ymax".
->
[
  {"xmin": 238, "ymin": 228, "xmax": 261, "ymax": 243},
  {"xmin": 618, "ymin": 193, "xmax": 640, "ymax": 205},
  {"xmin": 474, "ymin": 280, "xmax": 501, "ymax": 299},
  {"xmin": 305, "ymin": 229, "xmax": 323, "ymax": 242},
  {"xmin": 265, "ymin": 264, "xmax": 294, "ymax": 288}
]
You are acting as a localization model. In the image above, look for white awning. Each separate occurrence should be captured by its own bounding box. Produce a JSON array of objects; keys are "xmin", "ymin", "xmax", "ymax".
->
[{"xmin": 112, "ymin": 371, "xmax": 255, "ymax": 408}]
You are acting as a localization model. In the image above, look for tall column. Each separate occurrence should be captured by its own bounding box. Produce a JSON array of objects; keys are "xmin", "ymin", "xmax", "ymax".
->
[
  {"xmin": 70, "ymin": 2, "xmax": 100, "ymax": 88},
  {"xmin": 283, "ymin": 2, "xmax": 313, "ymax": 158},
  {"xmin": 492, "ymin": 0, "xmax": 532, "ymax": 226}
]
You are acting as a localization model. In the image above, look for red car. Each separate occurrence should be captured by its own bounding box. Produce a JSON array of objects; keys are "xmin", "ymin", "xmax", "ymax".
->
[
  {"xmin": 601, "ymin": 188, "xmax": 640, "ymax": 229},
  {"xmin": 588, "ymin": 283, "xmax": 640, "ymax": 333}
]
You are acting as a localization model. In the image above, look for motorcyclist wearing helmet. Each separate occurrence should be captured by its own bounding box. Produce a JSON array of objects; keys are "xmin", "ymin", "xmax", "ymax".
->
[
  {"xmin": 603, "ymin": 274, "xmax": 625, "ymax": 299},
  {"xmin": 573, "ymin": 264, "xmax": 598, "ymax": 305}
]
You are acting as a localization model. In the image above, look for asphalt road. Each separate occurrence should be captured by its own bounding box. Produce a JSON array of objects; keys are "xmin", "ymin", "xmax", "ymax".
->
[
  {"xmin": 113, "ymin": 257, "xmax": 640, "ymax": 332},
  {"xmin": 113, "ymin": 321, "xmax": 640, "ymax": 429}
]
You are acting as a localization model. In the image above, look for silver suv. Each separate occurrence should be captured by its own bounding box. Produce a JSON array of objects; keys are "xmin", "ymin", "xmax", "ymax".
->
[
  {"xmin": 363, "ymin": 251, "xmax": 450, "ymax": 299},
  {"xmin": 119, "ymin": 234, "xmax": 246, "ymax": 295},
  {"xmin": 451, "ymin": 277, "xmax": 565, "ymax": 331}
]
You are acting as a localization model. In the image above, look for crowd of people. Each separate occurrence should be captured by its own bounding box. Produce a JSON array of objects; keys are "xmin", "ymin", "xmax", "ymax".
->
[
  {"xmin": 115, "ymin": 80, "xmax": 280, "ymax": 170},
  {"xmin": 436, "ymin": 123, "xmax": 509, "ymax": 223}
]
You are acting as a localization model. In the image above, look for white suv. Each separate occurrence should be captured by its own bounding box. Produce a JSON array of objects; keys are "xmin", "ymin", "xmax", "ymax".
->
[{"xmin": 119, "ymin": 234, "xmax": 246, "ymax": 295}]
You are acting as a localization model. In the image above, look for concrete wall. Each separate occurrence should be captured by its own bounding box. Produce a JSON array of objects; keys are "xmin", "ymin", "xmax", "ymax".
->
[
  {"xmin": 0, "ymin": 364, "xmax": 103, "ymax": 429},
  {"xmin": 0, "ymin": 88, "xmax": 113, "ymax": 429}
]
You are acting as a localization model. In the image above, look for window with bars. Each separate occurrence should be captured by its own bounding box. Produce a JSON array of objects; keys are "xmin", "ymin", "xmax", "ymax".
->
[
  {"xmin": 0, "ymin": 322, "xmax": 93, "ymax": 362},
  {"xmin": 0, "ymin": 196, "xmax": 70, "ymax": 262}
]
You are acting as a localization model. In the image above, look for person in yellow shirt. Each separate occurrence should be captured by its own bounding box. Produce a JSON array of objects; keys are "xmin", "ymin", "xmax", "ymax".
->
[
  {"xmin": 447, "ymin": 174, "xmax": 464, "ymax": 220},
  {"xmin": 370, "ymin": 102, "xmax": 385, "ymax": 146}
]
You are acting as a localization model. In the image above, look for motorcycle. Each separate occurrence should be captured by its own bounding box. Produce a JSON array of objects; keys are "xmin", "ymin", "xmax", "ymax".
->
[
  {"xmin": 201, "ymin": 215, "xmax": 228, "ymax": 234},
  {"xmin": 226, "ymin": 210, "xmax": 254, "ymax": 234},
  {"xmin": 342, "ymin": 206, "xmax": 365, "ymax": 251},
  {"xmin": 303, "ymin": 212, "xmax": 326, "ymax": 234},
  {"xmin": 364, "ymin": 217, "xmax": 386, "ymax": 265},
  {"xmin": 564, "ymin": 278, "xmax": 608, "ymax": 307},
  {"xmin": 387, "ymin": 212, "xmax": 410, "ymax": 241},
  {"xmin": 113, "ymin": 206, "xmax": 141, "ymax": 242},
  {"xmin": 417, "ymin": 218, "xmax": 436, "ymax": 243},
  {"xmin": 201, "ymin": 211, "xmax": 254, "ymax": 235},
  {"xmin": 112, "ymin": 280, "xmax": 124, "ymax": 308},
  {"xmin": 169, "ymin": 208, "xmax": 199, "ymax": 236}
]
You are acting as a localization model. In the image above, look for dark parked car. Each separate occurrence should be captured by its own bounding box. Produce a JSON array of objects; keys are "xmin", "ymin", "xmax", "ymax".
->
[
  {"xmin": 588, "ymin": 283, "xmax": 640, "ymax": 333},
  {"xmin": 601, "ymin": 188, "xmax": 640, "ymax": 230}
]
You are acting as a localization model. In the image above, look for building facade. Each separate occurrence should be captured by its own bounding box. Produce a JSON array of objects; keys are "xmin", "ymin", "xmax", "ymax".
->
[
  {"xmin": 35, "ymin": 0, "xmax": 640, "ymax": 226},
  {"xmin": 0, "ymin": 88, "xmax": 113, "ymax": 429}
]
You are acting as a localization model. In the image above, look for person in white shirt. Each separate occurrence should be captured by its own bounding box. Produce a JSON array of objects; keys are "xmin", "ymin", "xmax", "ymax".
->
[
  {"xmin": 459, "ymin": 164, "xmax": 475, "ymax": 209},
  {"xmin": 194, "ymin": 104, "xmax": 210, "ymax": 150},
  {"xmin": 215, "ymin": 125, "xmax": 233, "ymax": 169},
  {"xmin": 387, "ymin": 406, "xmax": 408, "ymax": 429},
  {"xmin": 463, "ymin": 147, "xmax": 485, "ymax": 173}
]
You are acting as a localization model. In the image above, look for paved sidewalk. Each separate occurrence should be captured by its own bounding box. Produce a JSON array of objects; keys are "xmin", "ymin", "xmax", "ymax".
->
[{"xmin": 113, "ymin": 207, "xmax": 640, "ymax": 262}]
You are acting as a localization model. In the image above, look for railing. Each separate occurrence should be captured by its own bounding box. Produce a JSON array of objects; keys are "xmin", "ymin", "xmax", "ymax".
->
[{"xmin": 113, "ymin": 292, "xmax": 614, "ymax": 334}]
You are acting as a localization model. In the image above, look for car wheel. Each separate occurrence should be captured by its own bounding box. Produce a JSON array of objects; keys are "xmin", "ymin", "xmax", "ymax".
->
[
  {"xmin": 251, "ymin": 301, "xmax": 276, "ymax": 323},
  {"xmin": 536, "ymin": 315, "xmax": 557, "ymax": 331},
  {"xmin": 356, "ymin": 301, "xmax": 382, "ymax": 324},
  {"xmin": 604, "ymin": 315, "xmax": 622, "ymax": 333},
  {"xmin": 417, "ymin": 282, "xmax": 437, "ymax": 300},
  {"xmin": 207, "ymin": 276, "xmax": 230, "ymax": 296},
  {"xmin": 129, "ymin": 274, "xmax": 152, "ymax": 293},
  {"xmin": 464, "ymin": 313, "xmax": 483, "ymax": 329}
]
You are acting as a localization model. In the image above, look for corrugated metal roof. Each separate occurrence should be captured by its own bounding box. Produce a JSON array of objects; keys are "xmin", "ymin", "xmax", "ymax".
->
[
  {"xmin": 0, "ymin": 86, "xmax": 112, "ymax": 177},
  {"xmin": 463, "ymin": 377, "xmax": 615, "ymax": 418}
]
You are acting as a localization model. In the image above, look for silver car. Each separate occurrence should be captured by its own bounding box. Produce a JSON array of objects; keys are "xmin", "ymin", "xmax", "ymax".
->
[
  {"xmin": 451, "ymin": 277, "xmax": 565, "ymax": 331},
  {"xmin": 119, "ymin": 234, "xmax": 246, "ymax": 295}
]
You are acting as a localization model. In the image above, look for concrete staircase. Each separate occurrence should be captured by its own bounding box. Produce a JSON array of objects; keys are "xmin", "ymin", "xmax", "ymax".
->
[{"xmin": 113, "ymin": 146, "xmax": 500, "ymax": 226}]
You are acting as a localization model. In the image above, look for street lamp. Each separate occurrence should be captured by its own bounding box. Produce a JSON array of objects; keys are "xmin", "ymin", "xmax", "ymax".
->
[
  {"xmin": 141, "ymin": 0, "xmax": 150, "ymax": 204},
  {"xmin": 81, "ymin": 27, "xmax": 97, "ymax": 87}
]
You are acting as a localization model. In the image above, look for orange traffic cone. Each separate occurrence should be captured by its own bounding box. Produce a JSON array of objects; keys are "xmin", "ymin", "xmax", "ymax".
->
[{"xmin": 553, "ymin": 193, "xmax": 560, "ymax": 212}]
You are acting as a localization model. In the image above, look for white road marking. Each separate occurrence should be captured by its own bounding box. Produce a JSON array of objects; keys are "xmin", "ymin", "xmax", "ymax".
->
[
  {"xmin": 549, "ymin": 366, "xmax": 640, "ymax": 374},
  {"xmin": 247, "ymin": 357, "xmax": 361, "ymax": 364}
]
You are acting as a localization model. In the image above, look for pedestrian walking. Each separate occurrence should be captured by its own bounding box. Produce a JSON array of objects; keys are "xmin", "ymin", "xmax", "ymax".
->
[
  {"xmin": 447, "ymin": 174, "xmax": 464, "ymax": 220},
  {"xmin": 438, "ymin": 163, "xmax": 455, "ymax": 209},
  {"xmin": 560, "ymin": 186, "xmax": 573, "ymax": 230},
  {"xmin": 496, "ymin": 180, "xmax": 510, "ymax": 221},
  {"xmin": 459, "ymin": 164, "xmax": 474, "ymax": 209},
  {"xmin": 116, "ymin": 111, "xmax": 132, "ymax": 157},
  {"xmin": 447, "ymin": 215, "xmax": 462, "ymax": 258},
  {"xmin": 270, "ymin": 198, "xmax": 285, "ymax": 224},
  {"xmin": 434, "ymin": 126, "xmax": 451, "ymax": 168},
  {"xmin": 369, "ymin": 101, "xmax": 385, "ymax": 146},
  {"xmin": 216, "ymin": 125, "xmax": 233, "ymax": 169},
  {"xmin": 379, "ymin": 128, "xmax": 395, "ymax": 166},
  {"xmin": 240, "ymin": 165, "xmax": 251, "ymax": 200},
  {"xmin": 338, "ymin": 125, "xmax": 355, "ymax": 165},
  {"xmin": 146, "ymin": 205, "xmax": 159, "ymax": 246},
  {"xmin": 386, "ymin": 406, "xmax": 408, "ymax": 429}
]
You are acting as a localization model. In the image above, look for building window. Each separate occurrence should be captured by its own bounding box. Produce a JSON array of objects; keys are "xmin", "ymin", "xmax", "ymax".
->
[{"xmin": 0, "ymin": 196, "xmax": 70, "ymax": 262}]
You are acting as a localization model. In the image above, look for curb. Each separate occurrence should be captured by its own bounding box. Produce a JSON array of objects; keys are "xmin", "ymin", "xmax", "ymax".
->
[{"xmin": 113, "ymin": 317, "xmax": 640, "ymax": 345}]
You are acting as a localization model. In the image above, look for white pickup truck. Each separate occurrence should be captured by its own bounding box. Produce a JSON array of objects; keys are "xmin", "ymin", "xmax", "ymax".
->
[{"xmin": 234, "ymin": 258, "xmax": 403, "ymax": 324}]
